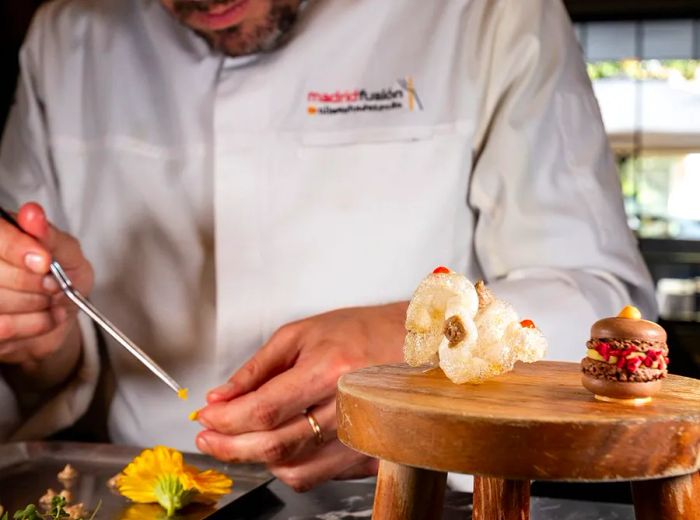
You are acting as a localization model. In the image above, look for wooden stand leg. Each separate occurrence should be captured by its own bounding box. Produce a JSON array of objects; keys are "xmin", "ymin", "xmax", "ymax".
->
[
  {"xmin": 372, "ymin": 460, "xmax": 447, "ymax": 520},
  {"xmin": 473, "ymin": 476, "xmax": 530, "ymax": 520},
  {"xmin": 631, "ymin": 471, "xmax": 700, "ymax": 520}
]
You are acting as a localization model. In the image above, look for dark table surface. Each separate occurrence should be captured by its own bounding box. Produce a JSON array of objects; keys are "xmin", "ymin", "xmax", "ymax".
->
[{"xmin": 216, "ymin": 478, "xmax": 636, "ymax": 520}]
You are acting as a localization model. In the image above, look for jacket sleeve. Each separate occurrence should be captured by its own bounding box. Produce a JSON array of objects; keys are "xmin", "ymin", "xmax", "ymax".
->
[
  {"xmin": 0, "ymin": 7, "xmax": 100, "ymax": 441},
  {"xmin": 468, "ymin": 0, "xmax": 656, "ymax": 362}
]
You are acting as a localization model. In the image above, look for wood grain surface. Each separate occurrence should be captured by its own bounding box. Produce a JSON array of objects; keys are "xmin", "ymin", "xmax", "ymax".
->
[
  {"xmin": 631, "ymin": 471, "xmax": 700, "ymax": 520},
  {"xmin": 473, "ymin": 476, "xmax": 530, "ymax": 520},
  {"xmin": 372, "ymin": 461, "xmax": 447, "ymax": 520},
  {"xmin": 337, "ymin": 361, "xmax": 700, "ymax": 481}
]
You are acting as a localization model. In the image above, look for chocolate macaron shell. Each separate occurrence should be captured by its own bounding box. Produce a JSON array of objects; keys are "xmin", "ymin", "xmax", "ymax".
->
[
  {"xmin": 590, "ymin": 317, "xmax": 667, "ymax": 343},
  {"xmin": 581, "ymin": 373, "xmax": 663, "ymax": 400}
]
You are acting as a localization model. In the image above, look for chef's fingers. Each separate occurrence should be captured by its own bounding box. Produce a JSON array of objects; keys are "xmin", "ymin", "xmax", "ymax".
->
[
  {"xmin": 18, "ymin": 203, "xmax": 89, "ymax": 272},
  {"xmin": 0, "ymin": 309, "xmax": 65, "ymax": 342},
  {"xmin": 332, "ymin": 457, "xmax": 380, "ymax": 481},
  {"xmin": 0, "ymin": 289, "xmax": 51, "ymax": 314},
  {"xmin": 16, "ymin": 202, "xmax": 50, "ymax": 241},
  {"xmin": 200, "ymin": 361, "xmax": 332, "ymax": 435},
  {"xmin": 196, "ymin": 398, "xmax": 336, "ymax": 465},
  {"xmin": 268, "ymin": 439, "xmax": 370, "ymax": 493},
  {"xmin": 0, "ymin": 317, "xmax": 74, "ymax": 365},
  {"xmin": 207, "ymin": 323, "xmax": 303, "ymax": 403},
  {"xmin": 0, "ymin": 215, "xmax": 51, "ymax": 274},
  {"xmin": 0, "ymin": 342, "xmax": 33, "ymax": 364},
  {"xmin": 0, "ymin": 260, "xmax": 59, "ymax": 294},
  {"xmin": 0, "ymin": 203, "xmax": 87, "ymax": 277}
]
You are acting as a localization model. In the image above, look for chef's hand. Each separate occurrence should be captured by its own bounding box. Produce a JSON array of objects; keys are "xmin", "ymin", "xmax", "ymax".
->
[
  {"xmin": 195, "ymin": 302, "xmax": 408, "ymax": 492},
  {"xmin": 0, "ymin": 202, "xmax": 93, "ymax": 373}
]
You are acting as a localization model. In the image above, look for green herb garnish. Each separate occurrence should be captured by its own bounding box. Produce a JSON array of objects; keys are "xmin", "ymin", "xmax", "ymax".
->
[
  {"xmin": 48, "ymin": 497, "xmax": 68, "ymax": 520},
  {"xmin": 8, "ymin": 496, "xmax": 98, "ymax": 520},
  {"xmin": 13, "ymin": 505, "xmax": 41, "ymax": 520}
]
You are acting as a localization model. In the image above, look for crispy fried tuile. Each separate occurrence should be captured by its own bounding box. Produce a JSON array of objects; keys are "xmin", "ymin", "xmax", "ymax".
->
[{"xmin": 475, "ymin": 280, "xmax": 494, "ymax": 309}]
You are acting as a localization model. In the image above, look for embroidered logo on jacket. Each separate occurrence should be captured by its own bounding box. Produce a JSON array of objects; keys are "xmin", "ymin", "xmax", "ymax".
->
[{"xmin": 307, "ymin": 77, "xmax": 423, "ymax": 116}]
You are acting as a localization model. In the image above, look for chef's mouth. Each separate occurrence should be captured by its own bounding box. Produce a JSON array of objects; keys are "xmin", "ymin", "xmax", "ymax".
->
[{"xmin": 174, "ymin": 0, "xmax": 252, "ymax": 31}]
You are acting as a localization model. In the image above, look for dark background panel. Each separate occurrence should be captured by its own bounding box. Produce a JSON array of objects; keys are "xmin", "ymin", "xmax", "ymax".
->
[
  {"xmin": 0, "ymin": 1, "xmax": 46, "ymax": 137},
  {"xmin": 565, "ymin": 0, "xmax": 700, "ymax": 21}
]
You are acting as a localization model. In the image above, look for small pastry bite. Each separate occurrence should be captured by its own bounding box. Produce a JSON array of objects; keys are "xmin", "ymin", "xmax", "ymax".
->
[
  {"xmin": 39, "ymin": 488, "xmax": 57, "ymax": 508},
  {"xmin": 405, "ymin": 268, "xmax": 547, "ymax": 384},
  {"xmin": 404, "ymin": 266, "xmax": 479, "ymax": 367},
  {"xmin": 107, "ymin": 473, "xmax": 121, "ymax": 487},
  {"xmin": 581, "ymin": 306, "xmax": 668, "ymax": 404},
  {"xmin": 65, "ymin": 503, "xmax": 87, "ymax": 520},
  {"xmin": 57, "ymin": 463, "xmax": 78, "ymax": 482},
  {"xmin": 188, "ymin": 409, "xmax": 200, "ymax": 421}
]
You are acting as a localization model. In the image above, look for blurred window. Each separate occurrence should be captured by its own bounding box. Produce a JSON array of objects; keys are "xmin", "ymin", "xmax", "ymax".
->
[{"xmin": 576, "ymin": 21, "xmax": 700, "ymax": 240}]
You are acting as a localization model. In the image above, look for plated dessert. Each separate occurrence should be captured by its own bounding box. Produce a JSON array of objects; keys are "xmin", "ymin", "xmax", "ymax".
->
[
  {"xmin": 404, "ymin": 266, "xmax": 547, "ymax": 384},
  {"xmin": 0, "ymin": 448, "xmax": 232, "ymax": 519},
  {"xmin": 4, "ymin": 465, "xmax": 92, "ymax": 520},
  {"xmin": 581, "ymin": 305, "xmax": 669, "ymax": 403}
]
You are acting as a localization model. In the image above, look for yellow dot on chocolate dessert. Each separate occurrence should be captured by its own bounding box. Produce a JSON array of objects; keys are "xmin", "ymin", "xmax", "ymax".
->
[
  {"xmin": 617, "ymin": 305, "xmax": 641, "ymax": 319},
  {"xmin": 177, "ymin": 387, "xmax": 189, "ymax": 401},
  {"xmin": 188, "ymin": 409, "xmax": 200, "ymax": 421}
]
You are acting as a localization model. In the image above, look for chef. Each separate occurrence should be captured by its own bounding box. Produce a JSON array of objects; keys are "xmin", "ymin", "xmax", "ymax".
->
[{"xmin": 0, "ymin": 0, "xmax": 655, "ymax": 491}]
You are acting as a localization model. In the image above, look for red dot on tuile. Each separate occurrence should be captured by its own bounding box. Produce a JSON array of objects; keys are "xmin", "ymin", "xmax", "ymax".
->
[{"xmin": 432, "ymin": 266, "xmax": 450, "ymax": 274}]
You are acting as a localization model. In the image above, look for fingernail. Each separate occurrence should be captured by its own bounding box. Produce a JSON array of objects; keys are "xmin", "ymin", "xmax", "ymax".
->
[
  {"xmin": 24, "ymin": 253, "xmax": 47, "ymax": 274},
  {"xmin": 196, "ymin": 436, "xmax": 210, "ymax": 453},
  {"xmin": 216, "ymin": 382, "xmax": 236, "ymax": 394},
  {"xmin": 42, "ymin": 275, "xmax": 59, "ymax": 293},
  {"xmin": 208, "ymin": 382, "xmax": 235, "ymax": 402},
  {"xmin": 197, "ymin": 413, "xmax": 212, "ymax": 429}
]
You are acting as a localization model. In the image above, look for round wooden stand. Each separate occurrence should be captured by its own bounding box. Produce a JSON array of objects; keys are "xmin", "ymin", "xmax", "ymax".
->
[{"xmin": 337, "ymin": 361, "xmax": 700, "ymax": 519}]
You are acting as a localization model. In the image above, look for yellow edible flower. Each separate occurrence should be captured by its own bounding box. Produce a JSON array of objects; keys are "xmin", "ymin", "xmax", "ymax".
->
[{"xmin": 117, "ymin": 446, "xmax": 232, "ymax": 516}]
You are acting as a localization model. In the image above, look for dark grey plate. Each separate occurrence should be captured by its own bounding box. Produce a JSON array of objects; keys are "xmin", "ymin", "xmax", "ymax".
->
[{"xmin": 0, "ymin": 442, "xmax": 273, "ymax": 519}]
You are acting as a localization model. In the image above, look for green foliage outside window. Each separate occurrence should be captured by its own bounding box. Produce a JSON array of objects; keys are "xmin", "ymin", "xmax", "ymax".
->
[{"xmin": 587, "ymin": 60, "xmax": 700, "ymax": 81}]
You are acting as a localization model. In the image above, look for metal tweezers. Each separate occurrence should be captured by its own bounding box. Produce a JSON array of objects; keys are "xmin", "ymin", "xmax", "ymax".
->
[{"xmin": 0, "ymin": 207, "xmax": 184, "ymax": 396}]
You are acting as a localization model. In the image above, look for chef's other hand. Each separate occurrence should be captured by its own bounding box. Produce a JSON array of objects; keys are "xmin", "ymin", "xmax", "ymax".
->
[
  {"xmin": 0, "ymin": 202, "xmax": 93, "ymax": 369},
  {"xmin": 195, "ymin": 302, "xmax": 408, "ymax": 492}
]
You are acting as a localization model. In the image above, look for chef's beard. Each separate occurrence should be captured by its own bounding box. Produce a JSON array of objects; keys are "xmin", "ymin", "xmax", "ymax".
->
[{"xmin": 171, "ymin": 0, "xmax": 300, "ymax": 57}]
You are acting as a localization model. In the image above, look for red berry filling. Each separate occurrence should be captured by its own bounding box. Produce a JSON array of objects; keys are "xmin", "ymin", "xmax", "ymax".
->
[{"xmin": 590, "ymin": 339, "xmax": 667, "ymax": 374}]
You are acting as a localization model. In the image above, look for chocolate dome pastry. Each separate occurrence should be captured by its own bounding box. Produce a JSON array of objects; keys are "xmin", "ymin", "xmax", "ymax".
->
[{"xmin": 581, "ymin": 306, "xmax": 668, "ymax": 403}]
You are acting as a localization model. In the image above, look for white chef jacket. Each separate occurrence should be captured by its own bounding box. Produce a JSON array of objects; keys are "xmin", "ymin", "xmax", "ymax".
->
[{"xmin": 0, "ymin": 0, "xmax": 655, "ymax": 453}]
